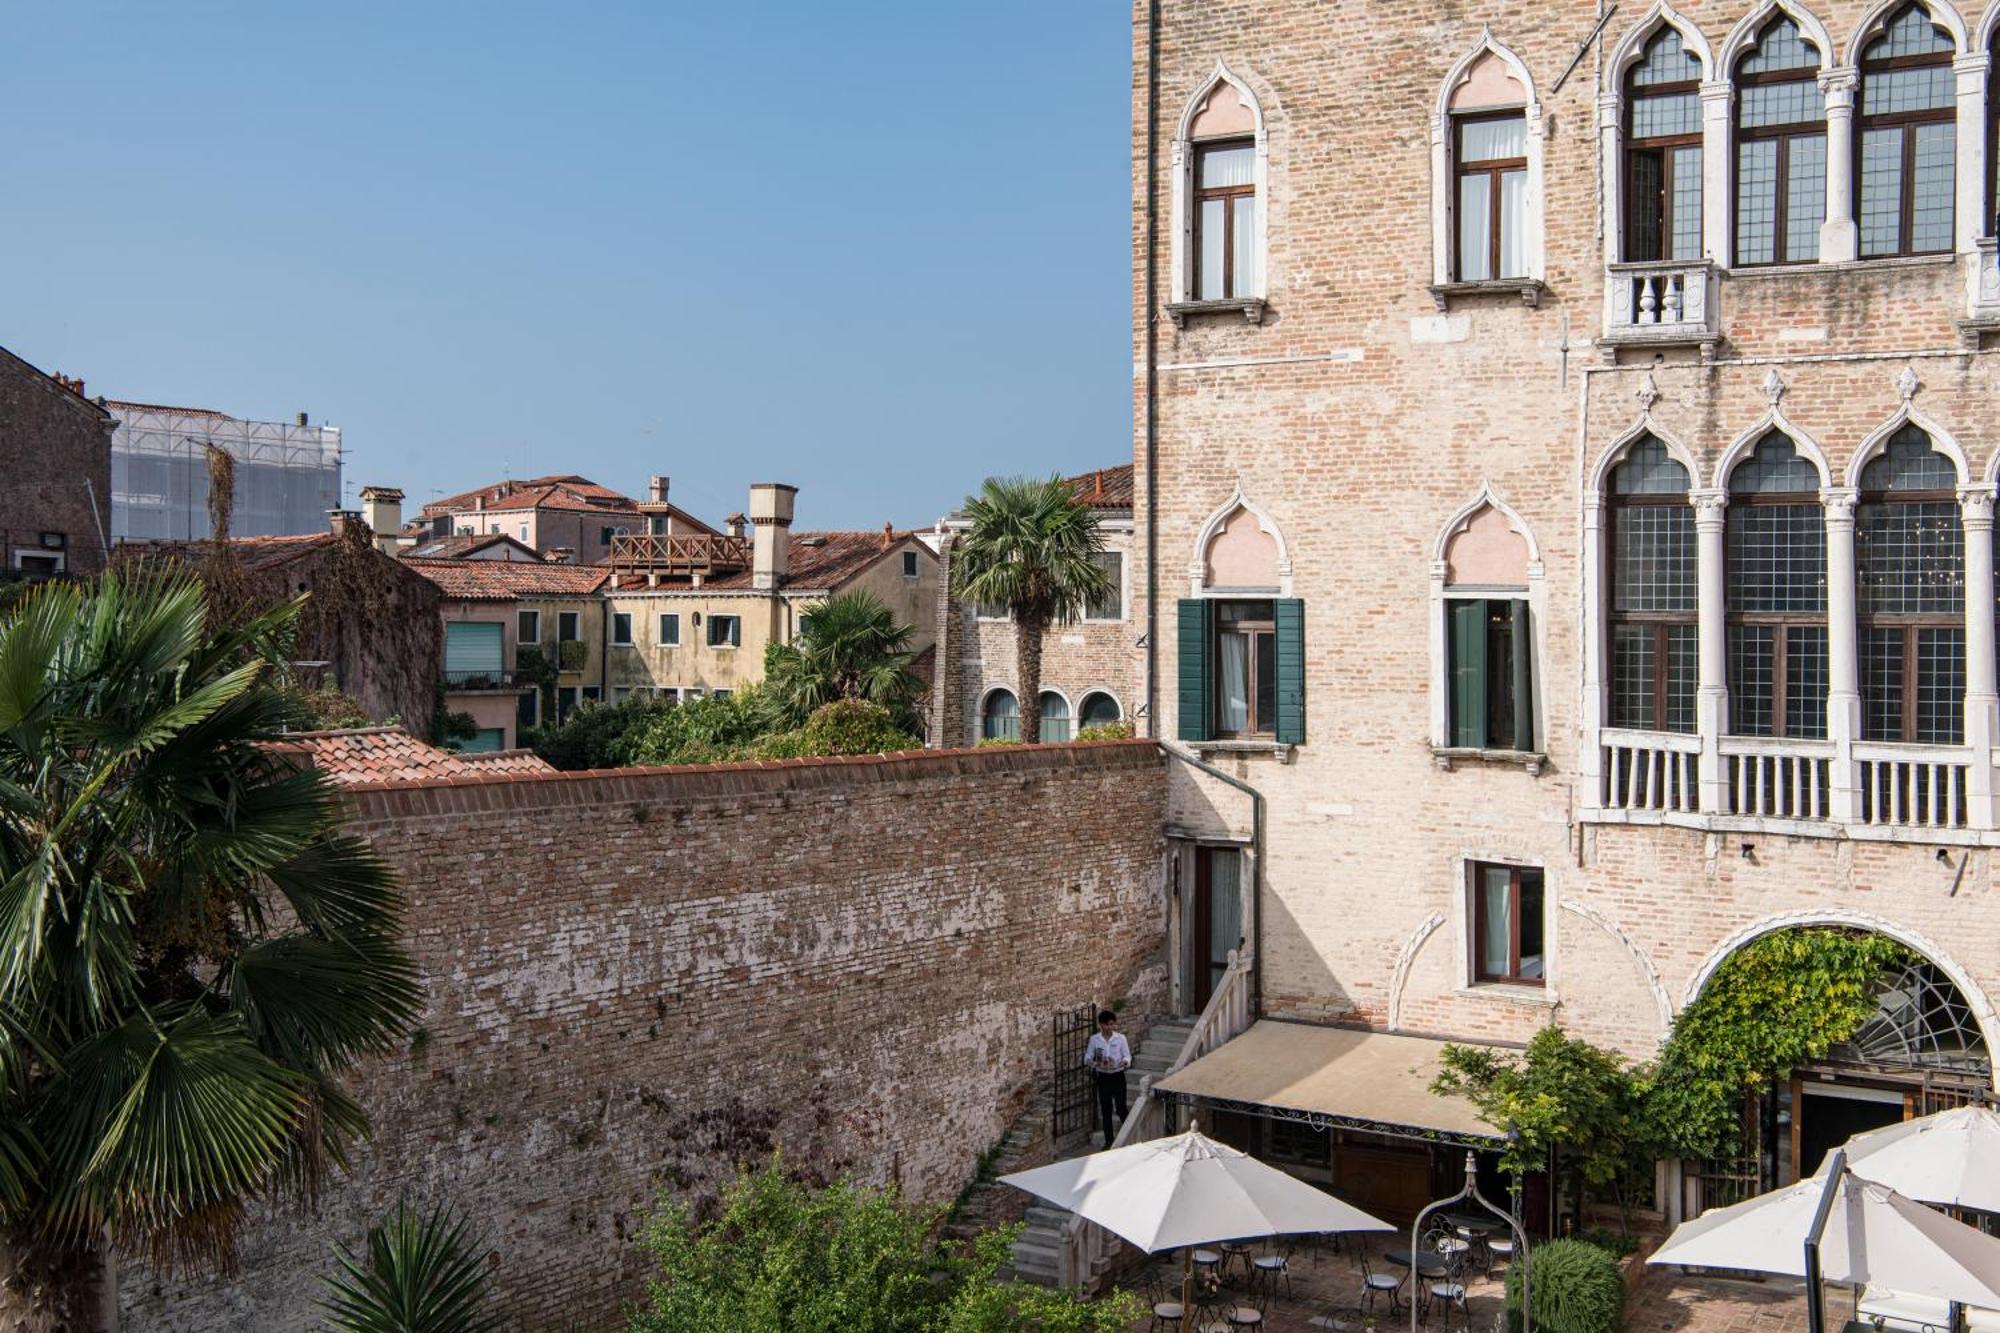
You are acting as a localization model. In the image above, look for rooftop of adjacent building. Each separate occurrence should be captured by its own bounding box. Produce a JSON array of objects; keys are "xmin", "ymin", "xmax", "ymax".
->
[
  {"xmin": 419, "ymin": 474, "xmax": 642, "ymax": 518},
  {"xmin": 1067, "ymin": 462, "xmax": 1133, "ymax": 511},
  {"xmin": 397, "ymin": 532, "xmax": 545, "ymax": 562},
  {"xmin": 263, "ymin": 726, "xmax": 555, "ymax": 786},
  {"xmin": 401, "ymin": 556, "xmax": 611, "ymax": 599},
  {"xmin": 116, "ymin": 529, "xmax": 363, "ymax": 574},
  {"xmin": 608, "ymin": 527, "xmax": 929, "ymax": 595}
]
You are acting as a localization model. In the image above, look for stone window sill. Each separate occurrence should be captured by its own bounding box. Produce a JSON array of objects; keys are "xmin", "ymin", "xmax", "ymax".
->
[
  {"xmin": 1167, "ymin": 297, "xmax": 1267, "ymax": 328},
  {"xmin": 1725, "ymin": 253, "xmax": 1958, "ymax": 280},
  {"xmin": 1427, "ymin": 278, "xmax": 1546, "ymax": 310},
  {"xmin": 1456, "ymin": 983, "xmax": 1556, "ymax": 1008},
  {"xmin": 1431, "ymin": 746, "xmax": 1547, "ymax": 776},
  {"xmin": 1191, "ymin": 738, "xmax": 1295, "ymax": 764}
]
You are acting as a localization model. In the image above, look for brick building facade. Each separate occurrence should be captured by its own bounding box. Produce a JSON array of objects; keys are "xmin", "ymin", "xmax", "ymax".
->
[
  {"xmin": 931, "ymin": 465, "xmax": 1141, "ymax": 746},
  {"xmin": 0, "ymin": 349, "xmax": 112, "ymax": 576},
  {"xmin": 1135, "ymin": 0, "xmax": 2000, "ymax": 1222},
  {"xmin": 119, "ymin": 742, "xmax": 1169, "ymax": 1329}
]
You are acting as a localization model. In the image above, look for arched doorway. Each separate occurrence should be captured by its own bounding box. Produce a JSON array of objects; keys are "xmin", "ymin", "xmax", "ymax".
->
[{"xmin": 1684, "ymin": 924, "xmax": 1993, "ymax": 1207}]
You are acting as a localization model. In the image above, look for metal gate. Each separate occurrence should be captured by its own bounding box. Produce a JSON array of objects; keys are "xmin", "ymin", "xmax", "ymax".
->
[{"xmin": 1052, "ymin": 1003, "xmax": 1098, "ymax": 1138}]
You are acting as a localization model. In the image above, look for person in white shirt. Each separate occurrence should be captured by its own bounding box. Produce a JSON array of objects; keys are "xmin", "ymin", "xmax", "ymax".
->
[{"xmin": 1082, "ymin": 1008, "xmax": 1132, "ymax": 1148}]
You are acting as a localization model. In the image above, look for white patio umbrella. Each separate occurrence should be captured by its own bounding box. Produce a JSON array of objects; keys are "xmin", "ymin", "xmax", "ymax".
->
[
  {"xmin": 1001, "ymin": 1129, "xmax": 1391, "ymax": 1318},
  {"xmin": 1649, "ymin": 1158, "xmax": 2000, "ymax": 1319},
  {"xmin": 1838, "ymin": 1106, "xmax": 2000, "ymax": 1212}
]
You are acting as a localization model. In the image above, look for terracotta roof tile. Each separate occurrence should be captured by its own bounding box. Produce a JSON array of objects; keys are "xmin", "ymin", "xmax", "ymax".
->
[
  {"xmin": 420, "ymin": 475, "xmax": 640, "ymax": 518},
  {"xmin": 692, "ymin": 530, "xmax": 925, "ymax": 592},
  {"xmin": 403, "ymin": 557, "xmax": 608, "ymax": 599},
  {"xmin": 271, "ymin": 727, "xmax": 555, "ymax": 787},
  {"xmin": 1063, "ymin": 463, "xmax": 1134, "ymax": 510},
  {"xmin": 397, "ymin": 533, "xmax": 544, "ymax": 561}
]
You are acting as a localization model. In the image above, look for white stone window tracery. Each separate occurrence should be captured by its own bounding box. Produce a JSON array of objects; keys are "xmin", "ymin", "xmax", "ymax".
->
[
  {"xmin": 1431, "ymin": 34, "xmax": 1546, "ymax": 301},
  {"xmin": 1428, "ymin": 487, "xmax": 1548, "ymax": 766},
  {"xmin": 1169, "ymin": 63, "xmax": 1270, "ymax": 322}
]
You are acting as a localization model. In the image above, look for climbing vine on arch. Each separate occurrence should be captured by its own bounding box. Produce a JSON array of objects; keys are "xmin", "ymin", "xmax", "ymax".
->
[{"xmin": 1638, "ymin": 927, "xmax": 1910, "ymax": 1158}]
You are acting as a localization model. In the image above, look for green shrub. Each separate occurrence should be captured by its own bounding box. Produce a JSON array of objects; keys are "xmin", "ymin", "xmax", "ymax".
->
[
  {"xmin": 1505, "ymin": 1238, "xmax": 1625, "ymax": 1333},
  {"xmin": 975, "ymin": 736, "xmax": 1021, "ymax": 748},
  {"xmin": 527, "ymin": 693, "xmax": 680, "ymax": 770},
  {"xmin": 746, "ymin": 699, "xmax": 920, "ymax": 760},
  {"xmin": 558, "ymin": 639, "xmax": 588, "ymax": 671},
  {"xmin": 1574, "ymin": 1227, "xmax": 1638, "ymax": 1258},
  {"xmin": 1075, "ymin": 721, "xmax": 1134, "ymax": 741}
]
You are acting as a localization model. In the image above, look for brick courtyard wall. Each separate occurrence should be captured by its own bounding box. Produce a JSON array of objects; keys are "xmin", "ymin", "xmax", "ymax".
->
[
  {"xmin": 119, "ymin": 741, "xmax": 1169, "ymax": 1330},
  {"xmin": 0, "ymin": 349, "xmax": 112, "ymax": 574}
]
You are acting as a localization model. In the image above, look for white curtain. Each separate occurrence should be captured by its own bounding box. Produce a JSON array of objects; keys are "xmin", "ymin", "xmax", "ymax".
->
[
  {"xmin": 1219, "ymin": 632, "xmax": 1249, "ymax": 731},
  {"xmin": 1199, "ymin": 199, "xmax": 1226, "ymax": 299},
  {"xmin": 1209, "ymin": 850, "xmax": 1242, "ymax": 976},
  {"xmin": 1498, "ymin": 169, "xmax": 1526, "ymax": 277},
  {"xmin": 1457, "ymin": 174, "xmax": 1493, "ymax": 280},
  {"xmin": 1479, "ymin": 866, "xmax": 1512, "ymax": 977}
]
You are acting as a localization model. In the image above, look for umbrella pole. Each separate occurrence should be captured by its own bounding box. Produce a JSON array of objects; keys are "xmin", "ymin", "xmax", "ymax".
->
[
  {"xmin": 1803, "ymin": 1152, "xmax": 1846, "ymax": 1333},
  {"xmin": 1183, "ymin": 1249, "xmax": 1194, "ymax": 1326}
]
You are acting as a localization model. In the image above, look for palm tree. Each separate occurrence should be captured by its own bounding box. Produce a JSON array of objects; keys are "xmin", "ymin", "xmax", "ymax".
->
[
  {"xmin": 762, "ymin": 590, "xmax": 924, "ymax": 732},
  {"xmin": 0, "ymin": 574, "xmax": 421, "ymax": 1328},
  {"xmin": 319, "ymin": 1198, "xmax": 503, "ymax": 1333},
  {"xmin": 950, "ymin": 475, "xmax": 1111, "ymax": 746}
]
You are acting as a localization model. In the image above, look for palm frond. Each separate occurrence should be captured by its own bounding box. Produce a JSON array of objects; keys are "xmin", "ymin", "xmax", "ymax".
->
[
  {"xmin": 260, "ymin": 833, "xmax": 404, "ymax": 938},
  {"xmin": 950, "ymin": 474, "xmax": 1109, "ymax": 626},
  {"xmin": 0, "ymin": 581, "xmax": 80, "ymax": 737},
  {"xmin": 230, "ymin": 932, "xmax": 422, "ymax": 1073},
  {"xmin": 319, "ymin": 1198, "xmax": 505, "ymax": 1333}
]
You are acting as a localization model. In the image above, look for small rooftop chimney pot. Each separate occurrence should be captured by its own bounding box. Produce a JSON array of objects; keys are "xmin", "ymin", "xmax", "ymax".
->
[
  {"xmin": 297, "ymin": 411, "xmax": 309, "ymax": 427},
  {"xmin": 649, "ymin": 475, "xmax": 671, "ymax": 504},
  {"xmin": 748, "ymin": 483, "xmax": 798, "ymax": 590},
  {"xmin": 358, "ymin": 486, "xmax": 405, "ymax": 557}
]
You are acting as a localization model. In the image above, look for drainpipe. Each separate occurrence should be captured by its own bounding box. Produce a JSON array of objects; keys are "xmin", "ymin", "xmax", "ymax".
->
[
  {"xmin": 1162, "ymin": 743, "xmax": 1265, "ymax": 1019},
  {"xmin": 1142, "ymin": 0, "xmax": 1161, "ymax": 738}
]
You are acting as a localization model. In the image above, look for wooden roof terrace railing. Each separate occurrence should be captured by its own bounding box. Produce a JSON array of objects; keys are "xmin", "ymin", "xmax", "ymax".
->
[{"xmin": 607, "ymin": 532, "xmax": 751, "ymax": 579}]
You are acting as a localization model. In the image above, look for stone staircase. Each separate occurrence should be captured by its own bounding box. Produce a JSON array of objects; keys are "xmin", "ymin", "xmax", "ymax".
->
[{"xmin": 1008, "ymin": 1018, "xmax": 1194, "ymax": 1287}]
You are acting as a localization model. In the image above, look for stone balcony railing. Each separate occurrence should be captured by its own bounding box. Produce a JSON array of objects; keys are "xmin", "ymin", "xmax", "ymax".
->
[
  {"xmin": 1961, "ymin": 239, "xmax": 2000, "ymax": 346},
  {"xmin": 1593, "ymin": 728, "xmax": 1980, "ymax": 838},
  {"xmin": 1601, "ymin": 259, "xmax": 1722, "ymax": 358}
]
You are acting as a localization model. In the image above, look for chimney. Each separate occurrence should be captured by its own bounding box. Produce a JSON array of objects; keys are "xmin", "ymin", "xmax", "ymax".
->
[
  {"xmin": 296, "ymin": 411, "xmax": 309, "ymax": 427},
  {"xmin": 881, "ymin": 521, "xmax": 894, "ymax": 549},
  {"xmin": 748, "ymin": 483, "xmax": 797, "ymax": 591},
  {"xmin": 358, "ymin": 486, "xmax": 404, "ymax": 555},
  {"xmin": 725, "ymin": 512, "xmax": 746, "ymax": 540},
  {"xmin": 649, "ymin": 475, "xmax": 671, "ymax": 504},
  {"xmin": 327, "ymin": 509, "xmax": 365, "ymax": 543}
]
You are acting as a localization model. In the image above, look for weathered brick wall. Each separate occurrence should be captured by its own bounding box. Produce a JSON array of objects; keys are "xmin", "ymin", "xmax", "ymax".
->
[
  {"xmin": 120, "ymin": 741, "xmax": 1168, "ymax": 1330},
  {"xmin": 0, "ymin": 349, "xmax": 112, "ymax": 573},
  {"xmin": 1137, "ymin": 0, "xmax": 2000, "ymax": 1074}
]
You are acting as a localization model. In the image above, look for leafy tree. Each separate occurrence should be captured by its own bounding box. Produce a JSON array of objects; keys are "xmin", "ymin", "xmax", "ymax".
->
[
  {"xmin": 623, "ymin": 688, "xmax": 779, "ymax": 766},
  {"xmin": 1640, "ymin": 927, "xmax": 1908, "ymax": 1157},
  {"xmin": 1433, "ymin": 1026, "xmax": 1640, "ymax": 1227},
  {"xmin": 746, "ymin": 701, "xmax": 920, "ymax": 761},
  {"xmin": 0, "ymin": 575, "xmax": 421, "ymax": 1326},
  {"xmin": 950, "ymin": 477, "xmax": 1109, "ymax": 747},
  {"xmin": 628, "ymin": 1162, "xmax": 1135, "ymax": 1333},
  {"xmin": 319, "ymin": 1198, "xmax": 503, "ymax": 1333},
  {"xmin": 527, "ymin": 694, "xmax": 680, "ymax": 770},
  {"xmin": 763, "ymin": 591, "xmax": 925, "ymax": 733}
]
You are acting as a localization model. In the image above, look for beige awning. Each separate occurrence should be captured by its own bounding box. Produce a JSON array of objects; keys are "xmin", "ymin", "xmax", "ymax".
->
[{"xmin": 1154, "ymin": 1020, "xmax": 1507, "ymax": 1144}]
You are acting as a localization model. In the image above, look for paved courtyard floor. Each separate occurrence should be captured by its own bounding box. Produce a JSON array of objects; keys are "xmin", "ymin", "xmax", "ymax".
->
[{"xmin": 1115, "ymin": 1242, "xmax": 1815, "ymax": 1333}]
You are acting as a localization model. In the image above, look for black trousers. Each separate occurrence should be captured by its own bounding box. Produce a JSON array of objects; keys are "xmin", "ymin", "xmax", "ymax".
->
[{"xmin": 1093, "ymin": 1069, "xmax": 1128, "ymax": 1146}]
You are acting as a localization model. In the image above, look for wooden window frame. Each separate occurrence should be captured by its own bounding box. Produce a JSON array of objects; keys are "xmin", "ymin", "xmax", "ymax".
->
[
  {"xmin": 1194, "ymin": 138, "xmax": 1256, "ymax": 300},
  {"xmin": 1726, "ymin": 489, "xmax": 1828, "ymax": 737},
  {"xmin": 707, "ymin": 614, "xmax": 742, "ymax": 649},
  {"xmin": 1733, "ymin": 61, "xmax": 1827, "ymax": 267},
  {"xmin": 1453, "ymin": 112, "xmax": 1528, "ymax": 281},
  {"xmin": 1212, "ymin": 602, "xmax": 1275, "ymax": 740},
  {"xmin": 1858, "ymin": 482, "xmax": 1961, "ymax": 742},
  {"xmin": 1471, "ymin": 861, "xmax": 1545, "ymax": 987},
  {"xmin": 1605, "ymin": 492, "xmax": 1698, "ymax": 732},
  {"xmin": 611, "ymin": 612, "xmax": 633, "ymax": 646},
  {"xmin": 1624, "ymin": 58, "xmax": 1703, "ymax": 262},
  {"xmin": 517, "ymin": 609, "xmax": 541, "ymax": 643},
  {"xmin": 557, "ymin": 610, "xmax": 581, "ymax": 643},
  {"xmin": 1857, "ymin": 28, "xmax": 1957, "ymax": 259},
  {"xmin": 658, "ymin": 612, "xmax": 680, "ymax": 646}
]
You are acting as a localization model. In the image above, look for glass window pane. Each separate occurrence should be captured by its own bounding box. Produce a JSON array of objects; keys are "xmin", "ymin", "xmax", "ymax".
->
[
  {"xmin": 1863, "ymin": 627, "xmax": 1907, "ymax": 741},
  {"xmin": 1633, "ymin": 28, "xmax": 1702, "ymax": 86},
  {"xmin": 1670, "ymin": 146, "xmax": 1704, "ymax": 259},
  {"xmin": 1458, "ymin": 173, "xmax": 1494, "ymax": 281},
  {"xmin": 1910, "ymin": 122, "xmax": 1956, "ymax": 253},
  {"xmin": 1611, "ymin": 626, "xmax": 1657, "ymax": 729},
  {"xmin": 1198, "ymin": 143, "xmax": 1254, "ymax": 189},
  {"xmin": 1478, "ymin": 867, "xmax": 1512, "ymax": 977},
  {"xmin": 1728, "ymin": 504, "xmax": 1828, "ymax": 613},
  {"xmin": 1199, "ymin": 198, "xmax": 1226, "ymax": 299},
  {"xmin": 1626, "ymin": 150, "xmax": 1665, "ymax": 261},
  {"xmin": 1498, "ymin": 170, "xmax": 1527, "ymax": 278},
  {"xmin": 1741, "ymin": 17, "xmax": 1820, "ymax": 73},
  {"xmin": 1038, "ymin": 692, "xmax": 1071, "ymax": 743},
  {"xmin": 1742, "ymin": 80, "xmax": 1825, "ymax": 129},
  {"xmin": 1858, "ymin": 499, "xmax": 1964, "ymax": 615},
  {"xmin": 1631, "ymin": 90, "xmax": 1702, "ymax": 139},
  {"xmin": 1086, "ymin": 551, "xmax": 1123, "ymax": 620},
  {"xmin": 1730, "ymin": 624, "xmax": 1777, "ymax": 735},
  {"xmin": 1865, "ymin": 7, "xmax": 1954, "ymax": 62},
  {"xmin": 1517, "ymin": 872, "xmax": 1545, "ymax": 979},
  {"xmin": 1788, "ymin": 626, "xmax": 1830, "ymax": 739},
  {"xmin": 1611, "ymin": 438, "xmax": 1692, "ymax": 495},
  {"xmin": 1728, "ymin": 433, "xmax": 1820, "ymax": 496},
  {"xmin": 1916, "ymin": 628, "xmax": 1967, "ymax": 744},
  {"xmin": 1218, "ymin": 632, "xmax": 1249, "ymax": 732},
  {"xmin": 982, "ymin": 691, "xmax": 1019, "ymax": 741},
  {"xmin": 1861, "ymin": 426, "xmax": 1958, "ymax": 492},
  {"xmin": 1737, "ymin": 138, "xmax": 1780, "ymax": 265},
  {"xmin": 1786, "ymin": 134, "xmax": 1827, "ymax": 260},
  {"xmin": 1232, "ymin": 194, "xmax": 1256, "ymax": 295},
  {"xmin": 1613, "ymin": 507, "xmax": 1697, "ymax": 613},
  {"xmin": 1666, "ymin": 625, "xmax": 1699, "ymax": 733},
  {"xmin": 1860, "ymin": 127, "xmax": 1906, "ymax": 256},
  {"xmin": 1460, "ymin": 116, "xmax": 1526, "ymax": 161}
]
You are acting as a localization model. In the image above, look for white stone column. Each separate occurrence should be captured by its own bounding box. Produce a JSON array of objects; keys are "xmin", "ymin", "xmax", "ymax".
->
[
  {"xmin": 1956, "ymin": 54, "xmax": 1992, "ymax": 255},
  {"xmin": 1701, "ymin": 82, "xmax": 1734, "ymax": 266},
  {"xmin": 1959, "ymin": 486, "xmax": 1997, "ymax": 829},
  {"xmin": 1694, "ymin": 489, "xmax": 1730, "ymax": 811},
  {"xmin": 1823, "ymin": 488, "xmax": 1861, "ymax": 820},
  {"xmin": 1819, "ymin": 68, "xmax": 1860, "ymax": 264},
  {"xmin": 1580, "ymin": 493, "xmax": 1608, "ymax": 808},
  {"xmin": 1599, "ymin": 93, "xmax": 1625, "ymax": 265}
]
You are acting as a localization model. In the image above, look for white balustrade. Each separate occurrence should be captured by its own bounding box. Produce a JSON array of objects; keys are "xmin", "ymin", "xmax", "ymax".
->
[
  {"xmin": 1854, "ymin": 746, "xmax": 1971, "ymax": 830},
  {"xmin": 1720, "ymin": 738, "xmax": 1834, "ymax": 821},
  {"xmin": 1600, "ymin": 729, "xmax": 1701, "ymax": 814},
  {"xmin": 1604, "ymin": 260, "xmax": 1719, "ymax": 348}
]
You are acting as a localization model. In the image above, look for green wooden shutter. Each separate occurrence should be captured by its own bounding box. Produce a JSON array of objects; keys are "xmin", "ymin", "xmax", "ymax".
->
[
  {"xmin": 1510, "ymin": 600, "xmax": 1535, "ymax": 752},
  {"xmin": 1274, "ymin": 598, "xmax": 1306, "ymax": 745},
  {"xmin": 1177, "ymin": 599, "xmax": 1213, "ymax": 742},
  {"xmin": 444, "ymin": 621, "xmax": 504, "ymax": 678},
  {"xmin": 1450, "ymin": 600, "xmax": 1489, "ymax": 748}
]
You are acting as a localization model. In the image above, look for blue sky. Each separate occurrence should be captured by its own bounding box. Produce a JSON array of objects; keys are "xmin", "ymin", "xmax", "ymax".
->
[{"xmin": 5, "ymin": 3, "xmax": 1132, "ymax": 530}]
